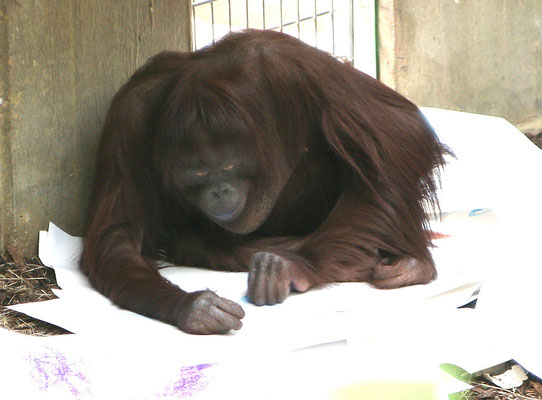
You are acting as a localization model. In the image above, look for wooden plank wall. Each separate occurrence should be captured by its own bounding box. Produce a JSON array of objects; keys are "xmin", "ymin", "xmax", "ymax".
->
[
  {"xmin": 379, "ymin": 0, "xmax": 542, "ymax": 128},
  {"xmin": 0, "ymin": 0, "xmax": 191, "ymax": 255}
]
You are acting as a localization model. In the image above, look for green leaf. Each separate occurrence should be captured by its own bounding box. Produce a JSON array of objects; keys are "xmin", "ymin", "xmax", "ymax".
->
[{"xmin": 440, "ymin": 363, "xmax": 474, "ymax": 383}]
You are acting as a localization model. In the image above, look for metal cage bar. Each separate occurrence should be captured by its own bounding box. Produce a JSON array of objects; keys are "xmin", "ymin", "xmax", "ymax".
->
[
  {"xmin": 314, "ymin": 0, "xmax": 318, "ymax": 48},
  {"xmin": 296, "ymin": 0, "xmax": 301, "ymax": 38},
  {"xmin": 246, "ymin": 0, "xmax": 250, "ymax": 28},
  {"xmin": 331, "ymin": 0, "xmax": 336, "ymax": 55},
  {"xmin": 228, "ymin": 0, "xmax": 232, "ymax": 31},
  {"xmin": 210, "ymin": 0, "xmax": 215, "ymax": 42}
]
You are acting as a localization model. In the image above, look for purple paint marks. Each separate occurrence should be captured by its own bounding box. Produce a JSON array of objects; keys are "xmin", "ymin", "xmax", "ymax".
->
[
  {"xmin": 27, "ymin": 347, "xmax": 91, "ymax": 398},
  {"xmin": 158, "ymin": 363, "xmax": 214, "ymax": 398}
]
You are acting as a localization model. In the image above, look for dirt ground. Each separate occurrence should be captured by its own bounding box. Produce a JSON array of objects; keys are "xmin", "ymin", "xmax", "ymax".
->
[{"xmin": 1, "ymin": 132, "xmax": 542, "ymax": 399}]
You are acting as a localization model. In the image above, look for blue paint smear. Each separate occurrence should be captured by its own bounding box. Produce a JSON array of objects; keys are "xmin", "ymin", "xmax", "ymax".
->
[{"xmin": 468, "ymin": 208, "xmax": 491, "ymax": 217}]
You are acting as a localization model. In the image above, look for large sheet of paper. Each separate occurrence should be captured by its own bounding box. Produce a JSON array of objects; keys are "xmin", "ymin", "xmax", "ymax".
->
[{"xmin": 3, "ymin": 108, "xmax": 542, "ymax": 399}]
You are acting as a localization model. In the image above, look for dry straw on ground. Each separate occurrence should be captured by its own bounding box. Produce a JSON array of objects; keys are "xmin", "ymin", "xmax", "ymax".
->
[{"xmin": 0, "ymin": 249, "xmax": 69, "ymax": 336}]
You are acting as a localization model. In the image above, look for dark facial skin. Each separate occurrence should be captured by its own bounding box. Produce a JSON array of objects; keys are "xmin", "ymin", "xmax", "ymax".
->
[
  {"xmin": 176, "ymin": 143, "xmax": 294, "ymax": 235},
  {"xmin": 177, "ymin": 146, "xmax": 255, "ymax": 225}
]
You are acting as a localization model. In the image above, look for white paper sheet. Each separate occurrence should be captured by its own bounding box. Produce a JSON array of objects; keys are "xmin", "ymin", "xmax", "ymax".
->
[
  {"xmin": 11, "ymin": 217, "xmax": 483, "ymax": 364},
  {"xmin": 422, "ymin": 108, "xmax": 542, "ymax": 376},
  {"xmin": 4, "ymin": 108, "xmax": 542, "ymax": 399}
]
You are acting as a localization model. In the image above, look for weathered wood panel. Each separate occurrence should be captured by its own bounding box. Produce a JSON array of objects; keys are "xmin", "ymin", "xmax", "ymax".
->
[
  {"xmin": 379, "ymin": 0, "xmax": 542, "ymax": 126},
  {"xmin": 1, "ymin": 0, "xmax": 190, "ymax": 255}
]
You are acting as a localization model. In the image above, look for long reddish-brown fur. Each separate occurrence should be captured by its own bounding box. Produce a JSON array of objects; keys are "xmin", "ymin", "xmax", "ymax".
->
[{"xmin": 81, "ymin": 30, "xmax": 448, "ymax": 333}]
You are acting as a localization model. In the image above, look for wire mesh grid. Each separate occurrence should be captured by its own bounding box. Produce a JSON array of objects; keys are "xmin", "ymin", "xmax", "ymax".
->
[{"xmin": 191, "ymin": 0, "xmax": 355, "ymax": 62}]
